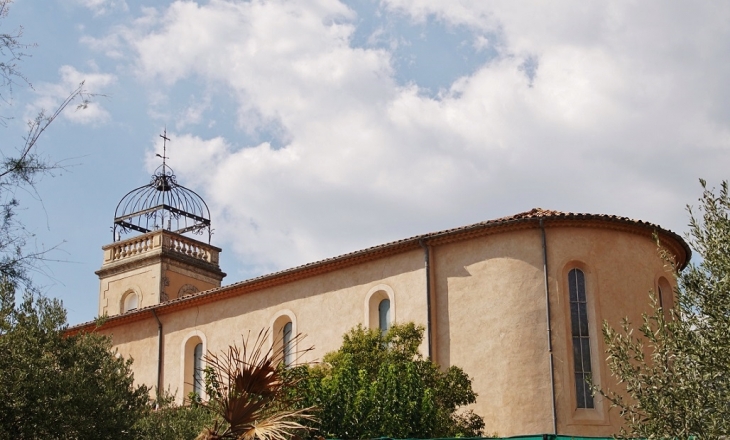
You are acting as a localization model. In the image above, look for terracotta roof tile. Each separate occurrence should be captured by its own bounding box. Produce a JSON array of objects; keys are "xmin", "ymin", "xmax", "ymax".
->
[{"xmin": 68, "ymin": 208, "xmax": 690, "ymax": 332}]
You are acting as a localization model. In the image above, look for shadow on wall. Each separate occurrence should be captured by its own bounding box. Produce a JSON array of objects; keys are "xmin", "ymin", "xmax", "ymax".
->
[
  {"xmin": 108, "ymin": 249, "xmax": 425, "ymax": 346},
  {"xmin": 434, "ymin": 228, "xmax": 544, "ymax": 369}
]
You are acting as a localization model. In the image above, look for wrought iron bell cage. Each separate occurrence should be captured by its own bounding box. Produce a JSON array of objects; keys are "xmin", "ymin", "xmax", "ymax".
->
[{"xmin": 113, "ymin": 164, "xmax": 212, "ymax": 243}]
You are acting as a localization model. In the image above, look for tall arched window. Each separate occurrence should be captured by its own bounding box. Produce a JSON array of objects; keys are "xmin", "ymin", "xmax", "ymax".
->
[
  {"xmin": 283, "ymin": 321, "xmax": 293, "ymax": 367},
  {"xmin": 193, "ymin": 342, "xmax": 203, "ymax": 396},
  {"xmin": 271, "ymin": 312, "xmax": 296, "ymax": 368},
  {"xmin": 378, "ymin": 298, "xmax": 391, "ymax": 334},
  {"xmin": 568, "ymin": 268, "xmax": 594, "ymax": 409},
  {"xmin": 182, "ymin": 333, "xmax": 205, "ymax": 400}
]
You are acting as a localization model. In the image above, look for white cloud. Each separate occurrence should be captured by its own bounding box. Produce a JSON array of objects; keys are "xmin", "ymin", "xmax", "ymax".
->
[
  {"xmin": 80, "ymin": 33, "xmax": 126, "ymax": 59},
  {"xmin": 28, "ymin": 65, "xmax": 116, "ymax": 125},
  {"xmin": 97, "ymin": 1, "xmax": 730, "ymax": 276},
  {"xmin": 171, "ymin": 94, "xmax": 212, "ymax": 130},
  {"xmin": 73, "ymin": 0, "xmax": 128, "ymax": 16},
  {"xmin": 473, "ymin": 35, "xmax": 489, "ymax": 52}
]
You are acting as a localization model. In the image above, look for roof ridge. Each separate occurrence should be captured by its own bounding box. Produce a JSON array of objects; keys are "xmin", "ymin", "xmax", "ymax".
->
[{"xmin": 67, "ymin": 208, "xmax": 690, "ymax": 332}]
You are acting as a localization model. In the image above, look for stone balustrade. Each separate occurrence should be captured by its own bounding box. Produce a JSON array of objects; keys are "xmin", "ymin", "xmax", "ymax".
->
[
  {"xmin": 163, "ymin": 234, "xmax": 218, "ymax": 264},
  {"xmin": 103, "ymin": 230, "xmax": 220, "ymax": 266},
  {"xmin": 110, "ymin": 235, "xmax": 154, "ymax": 261}
]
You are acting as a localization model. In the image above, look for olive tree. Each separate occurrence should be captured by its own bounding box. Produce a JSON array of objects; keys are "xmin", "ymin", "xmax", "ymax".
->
[{"xmin": 602, "ymin": 179, "xmax": 730, "ymax": 439}]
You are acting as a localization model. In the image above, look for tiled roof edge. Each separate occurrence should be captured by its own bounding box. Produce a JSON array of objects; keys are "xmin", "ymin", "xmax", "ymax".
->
[{"xmin": 67, "ymin": 208, "xmax": 690, "ymax": 333}]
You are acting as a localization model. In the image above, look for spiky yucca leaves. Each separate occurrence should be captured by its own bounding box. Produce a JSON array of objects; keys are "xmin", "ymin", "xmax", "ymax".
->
[{"xmin": 197, "ymin": 329, "xmax": 316, "ymax": 440}]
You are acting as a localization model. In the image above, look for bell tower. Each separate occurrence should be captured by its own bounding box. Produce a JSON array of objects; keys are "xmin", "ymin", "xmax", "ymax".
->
[{"xmin": 96, "ymin": 132, "xmax": 226, "ymax": 316}]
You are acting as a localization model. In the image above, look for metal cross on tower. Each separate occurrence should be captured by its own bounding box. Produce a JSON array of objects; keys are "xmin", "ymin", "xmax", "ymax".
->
[{"xmin": 157, "ymin": 128, "xmax": 170, "ymax": 174}]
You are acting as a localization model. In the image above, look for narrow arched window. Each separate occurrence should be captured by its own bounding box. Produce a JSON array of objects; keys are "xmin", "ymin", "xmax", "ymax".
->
[
  {"xmin": 658, "ymin": 277, "xmax": 673, "ymax": 322},
  {"xmin": 378, "ymin": 298, "xmax": 391, "ymax": 334},
  {"xmin": 568, "ymin": 268, "xmax": 594, "ymax": 409},
  {"xmin": 193, "ymin": 342, "xmax": 203, "ymax": 396},
  {"xmin": 283, "ymin": 321, "xmax": 293, "ymax": 367},
  {"xmin": 658, "ymin": 285, "xmax": 664, "ymax": 308}
]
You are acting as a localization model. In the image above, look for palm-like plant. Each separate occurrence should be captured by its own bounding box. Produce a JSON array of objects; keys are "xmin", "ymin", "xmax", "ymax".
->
[{"xmin": 196, "ymin": 329, "xmax": 316, "ymax": 440}]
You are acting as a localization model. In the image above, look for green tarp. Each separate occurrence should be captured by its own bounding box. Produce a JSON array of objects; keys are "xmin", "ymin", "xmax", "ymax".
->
[{"xmin": 349, "ymin": 436, "xmax": 613, "ymax": 440}]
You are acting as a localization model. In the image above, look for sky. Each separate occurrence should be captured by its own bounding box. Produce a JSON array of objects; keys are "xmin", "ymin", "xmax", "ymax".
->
[{"xmin": 2, "ymin": 0, "xmax": 729, "ymax": 325}]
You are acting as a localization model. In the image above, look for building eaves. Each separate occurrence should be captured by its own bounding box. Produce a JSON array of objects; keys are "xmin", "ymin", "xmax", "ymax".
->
[{"xmin": 67, "ymin": 208, "xmax": 690, "ymax": 334}]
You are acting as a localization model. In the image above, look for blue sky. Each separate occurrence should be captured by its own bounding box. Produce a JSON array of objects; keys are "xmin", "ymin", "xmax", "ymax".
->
[{"xmin": 2, "ymin": 0, "xmax": 730, "ymax": 325}]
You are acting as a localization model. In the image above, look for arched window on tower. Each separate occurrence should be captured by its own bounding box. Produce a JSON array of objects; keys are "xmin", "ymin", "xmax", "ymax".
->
[
  {"xmin": 193, "ymin": 342, "xmax": 203, "ymax": 396},
  {"xmin": 568, "ymin": 268, "xmax": 594, "ymax": 409},
  {"xmin": 123, "ymin": 291, "xmax": 138, "ymax": 313},
  {"xmin": 378, "ymin": 298, "xmax": 391, "ymax": 334}
]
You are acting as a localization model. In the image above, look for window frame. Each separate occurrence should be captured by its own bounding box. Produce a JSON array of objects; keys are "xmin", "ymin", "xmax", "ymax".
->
[
  {"xmin": 193, "ymin": 342, "xmax": 204, "ymax": 396},
  {"xmin": 180, "ymin": 330, "xmax": 207, "ymax": 403},
  {"xmin": 282, "ymin": 321, "xmax": 293, "ymax": 367},
  {"xmin": 378, "ymin": 298, "xmax": 391, "ymax": 334},
  {"xmin": 120, "ymin": 289, "xmax": 141, "ymax": 313},
  {"xmin": 559, "ymin": 261, "xmax": 608, "ymax": 426},
  {"xmin": 657, "ymin": 276, "xmax": 674, "ymax": 323},
  {"xmin": 270, "ymin": 310, "xmax": 297, "ymax": 367},
  {"xmin": 568, "ymin": 268, "xmax": 594, "ymax": 410},
  {"xmin": 364, "ymin": 284, "xmax": 396, "ymax": 331}
]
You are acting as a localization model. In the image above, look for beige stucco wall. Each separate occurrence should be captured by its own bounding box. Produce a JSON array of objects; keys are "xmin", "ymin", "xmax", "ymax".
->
[
  {"xmin": 433, "ymin": 227, "xmax": 554, "ymax": 436},
  {"xmin": 546, "ymin": 226, "xmax": 674, "ymax": 437},
  {"xmin": 100, "ymin": 222, "xmax": 677, "ymax": 438},
  {"xmin": 106, "ymin": 315, "xmax": 160, "ymax": 390},
  {"xmin": 103, "ymin": 249, "xmax": 429, "ymax": 400},
  {"xmin": 431, "ymin": 225, "xmax": 675, "ymax": 437},
  {"xmin": 163, "ymin": 264, "xmax": 220, "ymax": 301},
  {"xmin": 98, "ymin": 263, "xmax": 162, "ymax": 316}
]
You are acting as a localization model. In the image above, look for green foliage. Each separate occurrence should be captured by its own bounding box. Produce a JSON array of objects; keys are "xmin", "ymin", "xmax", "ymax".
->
[
  {"xmin": 134, "ymin": 390, "xmax": 215, "ymax": 440},
  {"xmin": 288, "ymin": 323, "xmax": 484, "ymax": 439},
  {"xmin": 602, "ymin": 179, "xmax": 730, "ymax": 439},
  {"xmin": 0, "ymin": 283, "xmax": 150, "ymax": 439}
]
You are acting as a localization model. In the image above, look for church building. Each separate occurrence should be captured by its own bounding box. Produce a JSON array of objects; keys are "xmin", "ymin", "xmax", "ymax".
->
[{"xmin": 69, "ymin": 158, "xmax": 690, "ymax": 438}]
